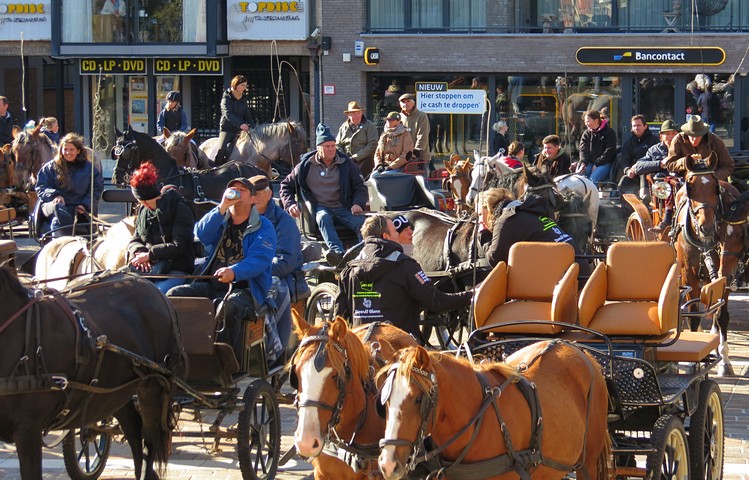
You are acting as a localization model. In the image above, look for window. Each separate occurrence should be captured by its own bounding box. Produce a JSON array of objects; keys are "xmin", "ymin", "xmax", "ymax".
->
[{"xmin": 368, "ymin": 0, "xmax": 486, "ymax": 32}]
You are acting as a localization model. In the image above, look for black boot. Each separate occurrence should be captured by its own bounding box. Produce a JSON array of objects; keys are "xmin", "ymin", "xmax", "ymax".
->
[{"xmin": 650, "ymin": 209, "xmax": 673, "ymax": 234}]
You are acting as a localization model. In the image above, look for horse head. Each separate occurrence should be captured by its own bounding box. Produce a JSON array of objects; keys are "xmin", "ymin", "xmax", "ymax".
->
[
  {"xmin": 112, "ymin": 127, "xmax": 139, "ymax": 186},
  {"xmin": 443, "ymin": 154, "xmax": 473, "ymax": 215},
  {"xmin": 0, "ymin": 144, "xmax": 14, "ymax": 189},
  {"xmin": 163, "ymin": 128, "xmax": 197, "ymax": 169},
  {"xmin": 378, "ymin": 346, "xmax": 437, "ymax": 480},
  {"xmin": 683, "ymin": 153, "xmax": 720, "ymax": 244},
  {"xmin": 520, "ymin": 164, "xmax": 561, "ymax": 216},
  {"xmin": 557, "ymin": 188, "xmax": 593, "ymax": 254},
  {"xmin": 240, "ymin": 120, "xmax": 308, "ymax": 178},
  {"xmin": 11, "ymin": 125, "xmax": 56, "ymax": 191},
  {"xmin": 290, "ymin": 315, "xmax": 371, "ymax": 458}
]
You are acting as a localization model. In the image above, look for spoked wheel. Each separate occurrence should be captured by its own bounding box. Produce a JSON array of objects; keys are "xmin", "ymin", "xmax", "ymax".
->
[
  {"xmin": 625, "ymin": 212, "xmax": 656, "ymax": 241},
  {"xmin": 304, "ymin": 282, "xmax": 340, "ymax": 326},
  {"xmin": 62, "ymin": 423, "xmax": 112, "ymax": 480},
  {"xmin": 647, "ymin": 414, "xmax": 690, "ymax": 480},
  {"xmin": 42, "ymin": 429, "xmax": 69, "ymax": 448},
  {"xmin": 420, "ymin": 309, "xmax": 470, "ymax": 350},
  {"xmin": 688, "ymin": 379, "xmax": 724, "ymax": 480},
  {"xmin": 238, "ymin": 379, "xmax": 281, "ymax": 480}
]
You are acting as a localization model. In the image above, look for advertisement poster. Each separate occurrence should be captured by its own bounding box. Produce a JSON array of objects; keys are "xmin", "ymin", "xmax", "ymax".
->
[
  {"xmin": 227, "ymin": 0, "xmax": 308, "ymax": 40},
  {"xmin": 157, "ymin": 76, "xmax": 180, "ymax": 111},
  {"xmin": 129, "ymin": 76, "xmax": 148, "ymax": 132},
  {"xmin": 0, "ymin": 2, "xmax": 51, "ymax": 41}
]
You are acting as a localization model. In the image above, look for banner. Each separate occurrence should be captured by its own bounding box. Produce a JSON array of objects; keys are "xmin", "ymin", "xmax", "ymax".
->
[
  {"xmin": 0, "ymin": 2, "xmax": 51, "ymax": 41},
  {"xmin": 227, "ymin": 1, "xmax": 309, "ymax": 40}
]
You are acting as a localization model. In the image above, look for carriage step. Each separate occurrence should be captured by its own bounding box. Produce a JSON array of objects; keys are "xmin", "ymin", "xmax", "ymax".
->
[{"xmin": 614, "ymin": 466, "xmax": 647, "ymax": 477}]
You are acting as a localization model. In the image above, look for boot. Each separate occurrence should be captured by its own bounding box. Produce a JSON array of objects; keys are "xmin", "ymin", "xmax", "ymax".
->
[{"xmin": 649, "ymin": 209, "xmax": 673, "ymax": 234}]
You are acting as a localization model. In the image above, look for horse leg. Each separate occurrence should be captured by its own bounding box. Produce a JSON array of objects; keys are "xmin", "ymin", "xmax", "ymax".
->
[
  {"xmin": 715, "ymin": 305, "xmax": 735, "ymax": 377},
  {"xmin": 115, "ymin": 401, "xmax": 145, "ymax": 480},
  {"xmin": 14, "ymin": 427, "xmax": 44, "ymax": 480},
  {"xmin": 137, "ymin": 377, "xmax": 172, "ymax": 480}
]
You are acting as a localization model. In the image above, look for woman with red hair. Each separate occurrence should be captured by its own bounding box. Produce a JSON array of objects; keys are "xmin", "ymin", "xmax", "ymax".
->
[{"xmin": 127, "ymin": 161, "xmax": 196, "ymax": 292}]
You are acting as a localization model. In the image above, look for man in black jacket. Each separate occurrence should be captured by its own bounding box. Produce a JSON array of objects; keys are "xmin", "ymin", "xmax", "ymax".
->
[
  {"xmin": 617, "ymin": 114, "xmax": 659, "ymax": 181},
  {"xmin": 334, "ymin": 214, "xmax": 472, "ymax": 340},
  {"xmin": 0, "ymin": 96, "xmax": 17, "ymax": 146}
]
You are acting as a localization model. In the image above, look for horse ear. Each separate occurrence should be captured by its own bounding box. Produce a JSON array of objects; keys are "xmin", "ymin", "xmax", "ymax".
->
[
  {"xmin": 31, "ymin": 124, "xmax": 43, "ymax": 136},
  {"xmin": 522, "ymin": 163, "xmax": 531, "ymax": 178},
  {"xmin": 707, "ymin": 152, "xmax": 718, "ymax": 171},
  {"xmin": 330, "ymin": 316, "xmax": 349, "ymax": 342},
  {"xmin": 186, "ymin": 128, "xmax": 197, "ymax": 141},
  {"xmin": 128, "ymin": 124, "xmax": 135, "ymax": 132},
  {"xmin": 115, "ymin": 127, "xmax": 123, "ymax": 137},
  {"xmin": 583, "ymin": 189, "xmax": 591, "ymax": 204},
  {"xmin": 685, "ymin": 154, "xmax": 695, "ymax": 171},
  {"xmin": 291, "ymin": 309, "xmax": 311, "ymax": 338},
  {"xmin": 414, "ymin": 346, "xmax": 430, "ymax": 368},
  {"xmin": 163, "ymin": 128, "xmax": 171, "ymax": 139}
]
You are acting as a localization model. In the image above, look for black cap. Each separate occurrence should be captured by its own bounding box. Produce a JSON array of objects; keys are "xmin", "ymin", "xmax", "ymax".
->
[
  {"xmin": 165, "ymin": 91, "xmax": 181, "ymax": 102},
  {"xmin": 227, "ymin": 177, "xmax": 256, "ymax": 195}
]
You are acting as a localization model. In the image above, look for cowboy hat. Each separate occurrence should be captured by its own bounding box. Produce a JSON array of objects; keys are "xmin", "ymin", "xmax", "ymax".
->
[
  {"xmin": 344, "ymin": 101, "xmax": 364, "ymax": 113},
  {"xmin": 660, "ymin": 119, "xmax": 678, "ymax": 133},
  {"xmin": 681, "ymin": 115, "xmax": 709, "ymax": 137}
]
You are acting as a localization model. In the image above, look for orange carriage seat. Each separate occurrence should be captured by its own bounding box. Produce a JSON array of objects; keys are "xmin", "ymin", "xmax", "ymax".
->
[{"xmin": 473, "ymin": 242, "xmax": 579, "ymax": 334}]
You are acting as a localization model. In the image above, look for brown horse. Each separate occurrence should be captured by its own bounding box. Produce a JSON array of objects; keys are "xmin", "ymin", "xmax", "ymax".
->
[
  {"xmin": 161, "ymin": 128, "xmax": 211, "ymax": 170},
  {"xmin": 672, "ymin": 154, "xmax": 746, "ymax": 376},
  {"xmin": 10, "ymin": 125, "xmax": 56, "ymax": 192},
  {"xmin": 378, "ymin": 342, "xmax": 611, "ymax": 480},
  {"xmin": 290, "ymin": 314, "xmax": 417, "ymax": 479},
  {"xmin": 0, "ymin": 268, "xmax": 183, "ymax": 480},
  {"xmin": 442, "ymin": 154, "xmax": 473, "ymax": 216}
]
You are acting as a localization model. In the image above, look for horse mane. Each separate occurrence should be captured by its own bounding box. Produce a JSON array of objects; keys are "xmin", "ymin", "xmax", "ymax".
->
[
  {"xmin": 13, "ymin": 130, "xmax": 56, "ymax": 149},
  {"xmin": 291, "ymin": 322, "xmax": 371, "ymax": 384},
  {"xmin": 251, "ymin": 120, "xmax": 304, "ymax": 143},
  {"xmin": 395, "ymin": 348, "xmax": 518, "ymax": 394},
  {"xmin": 0, "ymin": 267, "xmax": 26, "ymax": 300}
]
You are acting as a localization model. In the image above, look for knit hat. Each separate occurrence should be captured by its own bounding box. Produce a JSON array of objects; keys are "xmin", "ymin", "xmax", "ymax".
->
[
  {"xmin": 316, "ymin": 123, "xmax": 336, "ymax": 145},
  {"xmin": 392, "ymin": 215, "xmax": 411, "ymax": 233},
  {"xmin": 131, "ymin": 182, "xmax": 161, "ymax": 201}
]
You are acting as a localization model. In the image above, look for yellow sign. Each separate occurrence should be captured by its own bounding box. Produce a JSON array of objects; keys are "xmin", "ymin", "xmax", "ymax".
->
[{"xmin": 364, "ymin": 47, "xmax": 380, "ymax": 66}]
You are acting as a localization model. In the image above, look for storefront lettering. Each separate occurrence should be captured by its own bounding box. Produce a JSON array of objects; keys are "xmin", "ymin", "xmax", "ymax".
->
[
  {"xmin": 80, "ymin": 59, "xmax": 147, "ymax": 75},
  {"xmin": 153, "ymin": 58, "xmax": 223, "ymax": 75},
  {"xmin": 0, "ymin": 3, "xmax": 44, "ymax": 14},
  {"xmin": 417, "ymin": 89, "xmax": 486, "ymax": 114},
  {"xmin": 237, "ymin": 1, "xmax": 299, "ymax": 13}
]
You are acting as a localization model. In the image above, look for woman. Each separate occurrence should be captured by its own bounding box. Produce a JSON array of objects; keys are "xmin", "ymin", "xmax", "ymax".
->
[
  {"xmin": 577, "ymin": 109, "xmax": 617, "ymax": 182},
  {"xmin": 215, "ymin": 75, "xmax": 254, "ymax": 166},
  {"xmin": 127, "ymin": 161, "xmax": 196, "ymax": 293},
  {"xmin": 35, "ymin": 133, "xmax": 103, "ymax": 237},
  {"xmin": 40, "ymin": 117, "xmax": 60, "ymax": 144},
  {"xmin": 499, "ymin": 140, "xmax": 524, "ymax": 169},
  {"xmin": 156, "ymin": 90, "xmax": 188, "ymax": 134},
  {"xmin": 372, "ymin": 111, "xmax": 415, "ymax": 175}
]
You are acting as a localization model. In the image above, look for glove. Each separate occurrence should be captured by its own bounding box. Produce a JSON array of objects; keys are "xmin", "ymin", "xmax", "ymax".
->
[{"xmin": 376, "ymin": 164, "xmax": 387, "ymax": 173}]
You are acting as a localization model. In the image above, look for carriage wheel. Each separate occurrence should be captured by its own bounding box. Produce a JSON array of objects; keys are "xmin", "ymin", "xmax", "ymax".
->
[
  {"xmin": 304, "ymin": 283, "xmax": 340, "ymax": 326},
  {"xmin": 238, "ymin": 379, "xmax": 281, "ymax": 480},
  {"xmin": 625, "ymin": 212, "xmax": 655, "ymax": 241},
  {"xmin": 62, "ymin": 424, "xmax": 112, "ymax": 480},
  {"xmin": 420, "ymin": 309, "xmax": 469, "ymax": 350},
  {"xmin": 646, "ymin": 414, "xmax": 690, "ymax": 480},
  {"xmin": 688, "ymin": 379, "xmax": 724, "ymax": 480},
  {"xmin": 42, "ymin": 429, "xmax": 70, "ymax": 449}
]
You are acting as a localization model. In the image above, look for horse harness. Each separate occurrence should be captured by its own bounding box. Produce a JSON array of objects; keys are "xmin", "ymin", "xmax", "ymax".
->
[
  {"xmin": 0, "ymin": 278, "xmax": 177, "ymax": 432},
  {"xmin": 379, "ymin": 340, "xmax": 597, "ymax": 480}
]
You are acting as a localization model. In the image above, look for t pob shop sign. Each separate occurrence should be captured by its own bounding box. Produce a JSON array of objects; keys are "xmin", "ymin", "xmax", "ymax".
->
[
  {"xmin": 576, "ymin": 47, "xmax": 725, "ymax": 66},
  {"xmin": 227, "ymin": 0, "xmax": 309, "ymax": 40}
]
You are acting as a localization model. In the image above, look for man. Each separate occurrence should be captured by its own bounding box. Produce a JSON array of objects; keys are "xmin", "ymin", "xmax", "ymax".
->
[
  {"xmin": 399, "ymin": 93, "xmax": 431, "ymax": 172},
  {"xmin": 280, "ymin": 124, "xmax": 368, "ymax": 266},
  {"xmin": 576, "ymin": 109, "xmax": 618, "ymax": 183},
  {"xmin": 664, "ymin": 115, "xmax": 734, "ymax": 181},
  {"xmin": 334, "ymin": 214, "xmax": 471, "ymax": 339},
  {"xmin": 248, "ymin": 174, "xmax": 305, "ymax": 350},
  {"xmin": 626, "ymin": 120, "xmax": 680, "ymax": 232},
  {"xmin": 697, "ymin": 85, "xmax": 721, "ymax": 133},
  {"xmin": 534, "ymin": 134, "xmax": 571, "ymax": 178},
  {"xmin": 618, "ymin": 114, "xmax": 659, "ymax": 179},
  {"xmin": 0, "ymin": 96, "xmax": 17, "ymax": 146},
  {"xmin": 336, "ymin": 101, "xmax": 379, "ymax": 178},
  {"xmin": 168, "ymin": 178, "xmax": 282, "ymax": 365}
]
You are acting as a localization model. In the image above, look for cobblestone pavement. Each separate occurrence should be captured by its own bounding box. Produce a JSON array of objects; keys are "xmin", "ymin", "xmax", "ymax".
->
[{"xmin": 1, "ymin": 193, "xmax": 748, "ymax": 479}]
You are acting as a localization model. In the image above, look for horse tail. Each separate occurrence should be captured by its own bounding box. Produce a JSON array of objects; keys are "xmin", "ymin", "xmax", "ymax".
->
[
  {"xmin": 137, "ymin": 375, "xmax": 175, "ymax": 476},
  {"xmin": 597, "ymin": 432, "xmax": 614, "ymax": 480}
]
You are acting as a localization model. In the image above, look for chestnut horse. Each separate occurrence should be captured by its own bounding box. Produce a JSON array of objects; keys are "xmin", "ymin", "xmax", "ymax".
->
[
  {"xmin": 442, "ymin": 154, "xmax": 473, "ymax": 216},
  {"xmin": 290, "ymin": 314, "xmax": 417, "ymax": 479},
  {"xmin": 672, "ymin": 155, "xmax": 747, "ymax": 376},
  {"xmin": 10, "ymin": 125, "xmax": 56, "ymax": 192},
  {"xmin": 378, "ymin": 342, "xmax": 611, "ymax": 480}
]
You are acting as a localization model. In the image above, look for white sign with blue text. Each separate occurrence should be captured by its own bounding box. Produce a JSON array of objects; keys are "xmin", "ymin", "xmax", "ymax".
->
[{"xmin": 417, "ymin": 89, "xmax": 486, "ymax": 115}]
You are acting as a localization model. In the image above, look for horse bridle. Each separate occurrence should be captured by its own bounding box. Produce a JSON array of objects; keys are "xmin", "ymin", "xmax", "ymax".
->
[{"xmin": 112, "ymin": 140, "xmax": 138, "ymax": 184}]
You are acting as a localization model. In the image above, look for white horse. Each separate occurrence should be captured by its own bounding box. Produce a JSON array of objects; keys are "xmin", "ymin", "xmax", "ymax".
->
[{"xmin": 35, "ymin": 218, "xmax": 135, "ymax": 291}]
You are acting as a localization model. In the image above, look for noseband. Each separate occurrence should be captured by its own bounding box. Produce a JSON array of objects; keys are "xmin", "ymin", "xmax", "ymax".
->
[{"xmin": 112, "ymin": 140, "xmax": 138, "ymax": 184}]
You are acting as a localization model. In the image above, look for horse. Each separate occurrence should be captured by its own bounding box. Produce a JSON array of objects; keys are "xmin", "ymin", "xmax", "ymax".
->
[
  {"xmin": 112, "ymin": 126, "xmax": 265, "ymax": 203},
  {"xmin": 161, "ymin": 128, "xmax": 211, "ymax": 170},
  {"xmin": 442, "ymin": 154, "xmax": 473, "ymax": 216},
  {"xmin": 377, "ymin": 342, "xmax": 612, "ymax": 480},
  {"xmin": 10, "ymin": 125, "xmax": 56, "ymax": 192},
  {"xmin": 198, "ymin": 120, "xmax": 308, "ymax": 178},
  {"xmin": 0, "ymin": 268, "xmax": 184, "ymax": 479},
  {"xmin": 290, "ymin": 314, "xmax": 418, "ymax": 479},
  {"xmin": 672, "ymin": 154, "xmax": 747, "ymax": 376},
  {"xmin": 34, "ymin": 218, "xmax": 135, "ymax": 291}
]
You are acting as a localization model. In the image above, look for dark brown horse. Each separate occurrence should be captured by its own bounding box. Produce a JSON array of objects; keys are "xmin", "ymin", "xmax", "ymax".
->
[
  {"xmin": 673, "ymin": 155, "xmax": 747, "ymax": 376},
  {"xmin": 0, "ymin": 268, "xmax": 184, "ymax": 479}
]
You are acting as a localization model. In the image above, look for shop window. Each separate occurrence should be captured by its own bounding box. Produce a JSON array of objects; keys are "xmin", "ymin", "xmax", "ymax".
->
[
  {"xmin": 685, "ymin": 74, "xmax": 735, "ymax": 147},
  {"xmin": 61, "ymin": 0, "xmax": 206, "ymax": 44},
  {"xmin": 368, "ymin": 0, "xmax": 486, "ymax": 32}
]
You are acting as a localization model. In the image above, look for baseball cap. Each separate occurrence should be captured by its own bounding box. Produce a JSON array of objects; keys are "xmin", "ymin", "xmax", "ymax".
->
[
  {"xmin": 248, "ymin": 174, "xmax": 271, "ymax": 191},
  {"xmin": 227, "ymin": 177, "xmax": 256, "ymax": 195}
]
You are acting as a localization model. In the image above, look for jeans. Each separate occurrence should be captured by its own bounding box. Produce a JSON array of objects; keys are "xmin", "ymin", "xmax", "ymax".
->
[
  {"xmin": 42, "ymin": 202, "xmax": 81, "ymax": 237},
  {"xmin": 153, "ymin": 271, "xmax": 188, "ymax": 294},
  {"xmin": 585, "ymin": 163, "xmax": 612, "ymax": 183},
  {"xmin": 314, "ymin": 205, "xmax": 365, "ymax": 254},
  {"xmin": 272, "ymin": 276, "xmax": 292, "ymax": 351}
]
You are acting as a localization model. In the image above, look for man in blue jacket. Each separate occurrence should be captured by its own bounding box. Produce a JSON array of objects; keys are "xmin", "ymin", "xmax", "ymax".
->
[
  {"xmin": 168, "ymin": 177, "xmax": 282, "ymax": 365},
  {"xmin": 280, "ymin": 123, "xmax": 368, "ymax": 266},
  {"xmin": 249, "ymin": 174, "xmax": 307, "ymax": 351}
]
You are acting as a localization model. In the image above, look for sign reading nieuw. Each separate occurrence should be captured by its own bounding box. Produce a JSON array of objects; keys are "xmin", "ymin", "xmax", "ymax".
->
[
  {"xmin": 416, "ymin": 83, "xmax": 486, "ymax": 115},
  {"xmin": 576, "ymin": 47, "xmax": 725, "ymax": 66},
  {"xmin": 80, "ymin": 58, "xmax": 147, "ymax": 75},
  {"xmin": 154, "ymin": 58, "xmax": 223, "ymax": 75}
]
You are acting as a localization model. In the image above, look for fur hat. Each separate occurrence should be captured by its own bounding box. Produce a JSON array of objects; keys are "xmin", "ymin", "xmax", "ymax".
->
[
  {"xmin": 316, "ymin": 123, "xmax": 336, "ymax": 145},
  {"xmin": 681, "ymin": 115, "xmax": 709, "ymax": 137}
]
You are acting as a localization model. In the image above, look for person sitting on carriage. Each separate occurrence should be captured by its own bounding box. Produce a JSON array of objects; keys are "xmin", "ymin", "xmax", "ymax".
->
[
  {"xmin": 35, "ymin": 133, "xmax": 103, "ymax": 237},
  {"xmin": 167, "ymin": 177, "xmax": 284, "ymax": 366},
  {"xmin": 574, "ymin": 109, "xmax": 618, "ymax": 182},
  {"xmin": 624, "ymin": 119, "xmax": 680, "ymax": 233},
  {"xmin": 534, "ymin": 134, "xmax": 571, "ymax": 178},
  {"xmin": 127, "ymin": 161, "xmax": 196, "ymax": 293},
  {"xmin": 372, "ymin": 111, "xmax": 415, "ymax": 176},
  {"xmin": 247, "ymin": 174, "xmax": 305, "ymax": 352},
  {"xmin": 499, "ymin": 140, "xmax": 525, "ymax": 169},
  {"xmin": 664, "ymin": 115, "xmax": 734, "ymax": 182},
  {"xmin": 333, "ymin": 214, "xmax": 472, "ymax": 340},
  {"xmin": 279, "ymin": 123, "xmax": 368, "ymax": 267},
  {"xmin": 156, "ymin": 90, "xmax": 188, "ymax": 135},
  {"xmin": 477, "ymin": 187, "xmax": 580, "ymax": 267}
]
